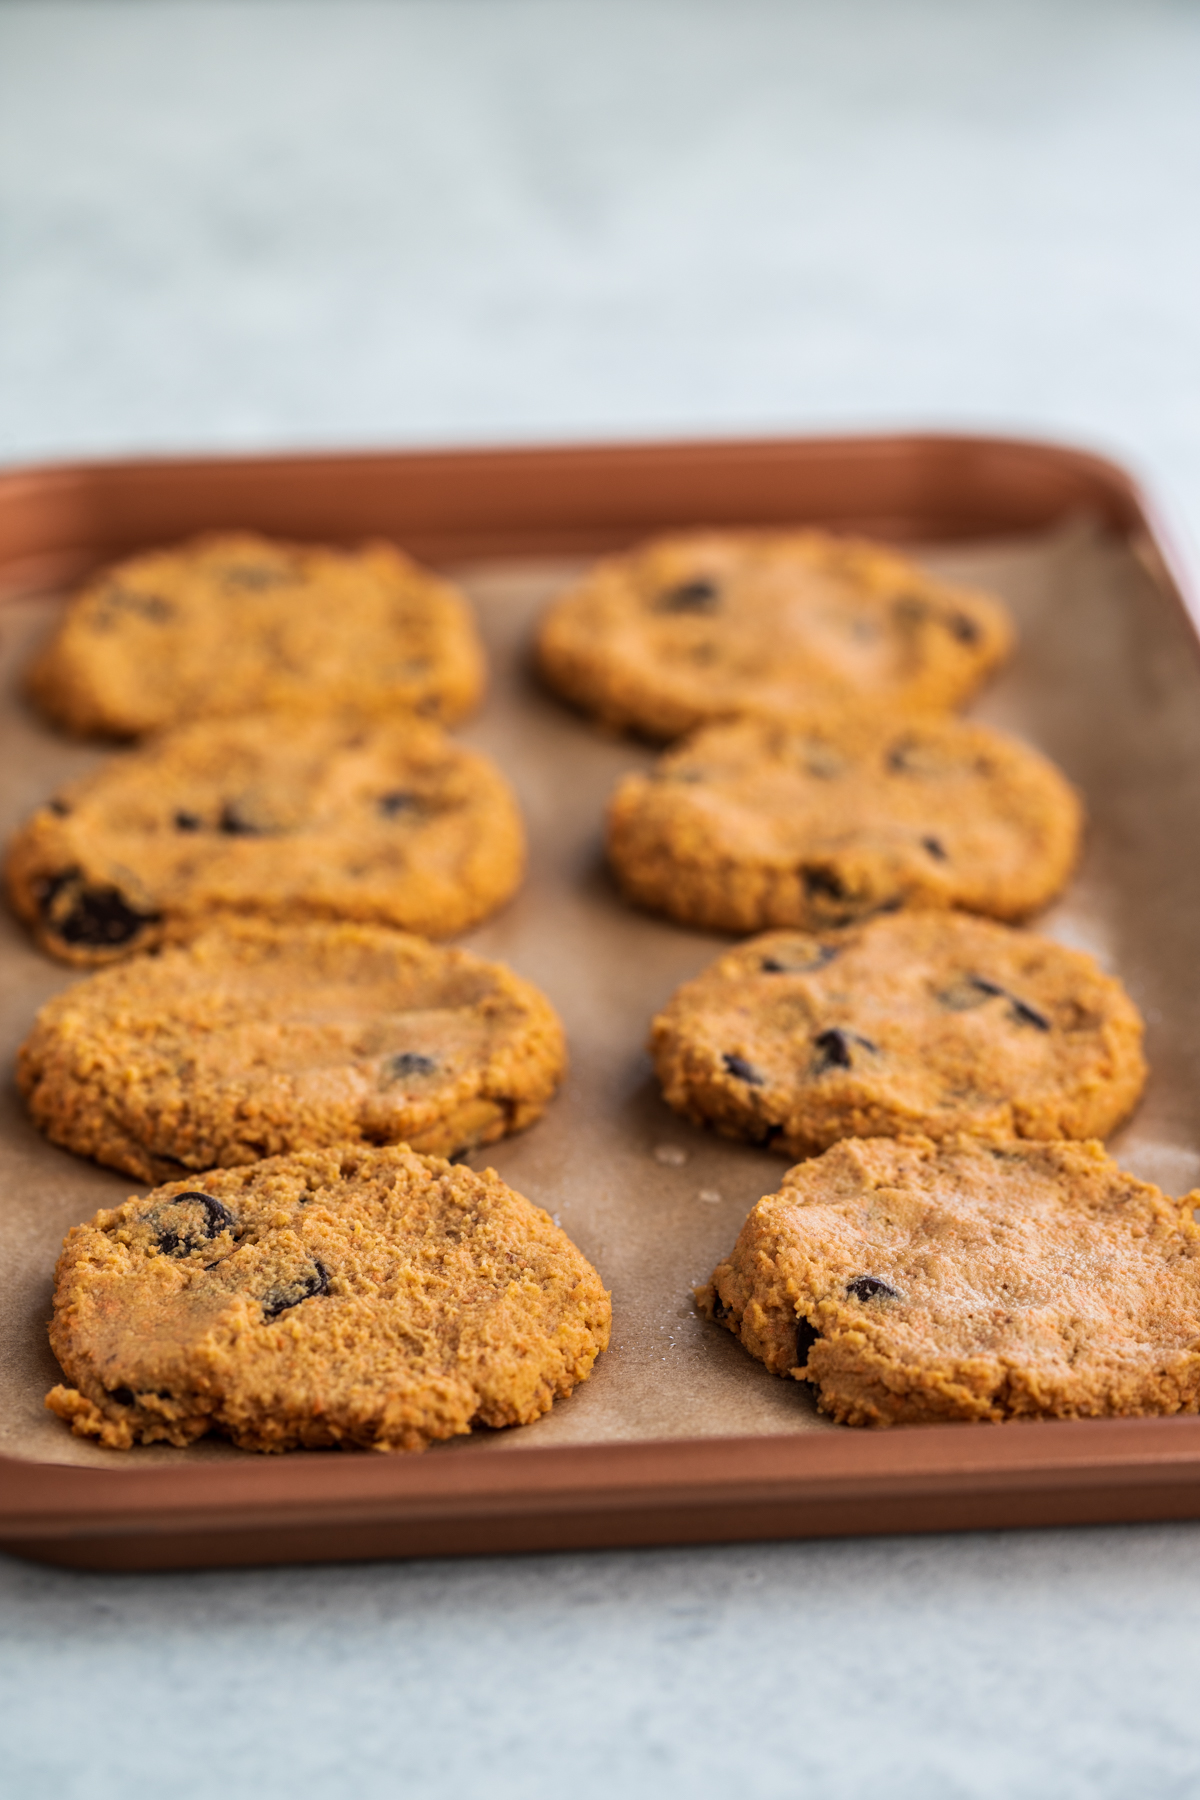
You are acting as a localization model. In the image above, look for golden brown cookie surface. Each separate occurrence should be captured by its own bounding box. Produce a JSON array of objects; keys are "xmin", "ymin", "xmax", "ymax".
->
[
  {"xmin": 699, "ymin": 1135, "xmax": 1200, "ymax": 1426},
  {"xmin": 28, "ymin": 532, "xmax": 485, "ymax": 737},
  {"xmin": 608, "ymin": 712, "xmax": 1082, "ymax": 933},
  {"xmin": 6, "ymin": 712, "xmax": 524, "ymax": 963},
  {"xmin": 650, "ymin": 912, "xmax": 1146, "ymax": 1154},
  {"xmin": 538, "ymin": 531, "xmax": 1013, "ymax": 739},
  {"xmin": 46, "ymin": 1144, "xmax": 610, "ymax": 1452},
  {"xmin": 19, "ymin": 921, "xmax": 566, "ymax": 1181}
]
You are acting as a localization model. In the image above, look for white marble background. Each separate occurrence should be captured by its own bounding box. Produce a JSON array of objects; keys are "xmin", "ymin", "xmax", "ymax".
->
[
  {"xmin": 3, "ymin": 3, "xmax": 1200, "ymax": 1795},
  {"xmin": 3, "ymin": 0, "xmax": 1200, "ymax": 553}
]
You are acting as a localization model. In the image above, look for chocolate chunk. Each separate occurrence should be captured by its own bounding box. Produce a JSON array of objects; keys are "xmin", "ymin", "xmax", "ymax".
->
[
  {"xmin": 812, "ymin": 1027, "xmax": 876, "ymax": 1073},
  {"xmin": 387, "ymin": 1051, "xmax": 438, "ymax": 1080},
  {"xmin": 968, "ymin": 976, "xmax": 1012, "ymax": 1001},
  {"xmin": 762, "ymin": 944, "xmax": 839, "ymax": 975},
  {"xmin": 656, "ymin": 577, "xmax": 720, "ymax": 614},
  {"xmin": 795, "ymin": 1316, "xmax": 821, "ymax": 1365},
  {"xmin": 802, "ymin": 866, "xmax": 846, "ymax": 902},
  {"xmin": 846, "ymin": 1275, "xmax": 899, "ymax": 1302},
  {"xmin": 156, "ymin": 1191, "xmax": 236, "ymax": 1257},
  {"xmin": 58, "ymin": 887, "xmax": 155, "ymax": 946},
  {"xmin": 922, "ymin": 835, "xmax": 948, "ymax": 861},
  {"xmin": 723, "ymin": 1052, "xmax": 764, "ymax": 1086},
  {"xmin": 262, "ymin": 1259, "xmax": 330, "ymax": 1321},
  {"xmin": 812, "ymin": 1027, "xmax": 853, "ymax": 1071},
  {"xmin": 1007, "ymin": 995, "xmax": 1051, "ymax": 1031},
  {"xmin": 378, "ymin": 790, "xmax": 420, "ymax": 817},
  {"xmin": 949, "ymin": 612, "xmax": 980, "ymax": 644},
  {"xmin": 174, "ymin": 810, "xmax": 202, "ymax": 832},
  {"xmin": 966, "ymin": 976, "xmax": 1050, "ymax": 1031},
  {"xmin": 37, "ymin": 870, "xmax": 159, "ymax": 949},
  {"xmin": 218, "ymin": 802, "xmax": 265, "ymax": 836}
]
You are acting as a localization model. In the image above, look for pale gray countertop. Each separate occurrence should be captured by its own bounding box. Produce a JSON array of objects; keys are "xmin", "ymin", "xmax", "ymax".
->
[{"xmin": 4, "ymin": 3, "xmax": 1200, "ymax": 1795}]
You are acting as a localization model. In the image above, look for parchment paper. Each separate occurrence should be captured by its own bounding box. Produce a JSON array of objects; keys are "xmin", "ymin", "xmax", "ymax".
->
[{"xmin": 3, "ymin": 519, "xmax": 1199, "ymax": 1468}]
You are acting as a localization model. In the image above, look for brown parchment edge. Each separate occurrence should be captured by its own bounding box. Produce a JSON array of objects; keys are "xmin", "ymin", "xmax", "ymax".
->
[{"xmin": 4, "ymin": 430, "xmax": 1200, "ymax": 1570}]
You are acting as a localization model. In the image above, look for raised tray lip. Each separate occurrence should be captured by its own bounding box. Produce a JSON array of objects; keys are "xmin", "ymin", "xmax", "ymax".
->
[
  {"xmin": 0, "ymin": 427, "xmax": 1193, "ymax": 601},
  {"xmin": 3, "ymin": 427, "xmax": 1199, "ymax": 1569}
]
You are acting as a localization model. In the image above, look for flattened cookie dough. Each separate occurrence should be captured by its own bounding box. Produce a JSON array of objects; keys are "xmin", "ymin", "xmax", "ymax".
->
[
  {"xmin": 28, "ymin": 532, "xmax": 485, "ymax": 737},
  {"xmin": 537, "ymin": 531, "xmax": 1013, "ymax": 739},
  {"xmin": 698, "ymin": 1135, "xmax": 1200, "ymax": 1426},
  {"xmin": 7, "ymin": 712, "xmax": 524, "ymax": 963},
  {"xmin": 19, "ymin": 920, "xmax": 566, "ymax": 1181},
  {"xmin": 46, "ymin": 1145, "xmax": 610, "ymax": 1452},
  {"xmin": 651, "ymin": 912, "xmax": 1146, "ymax": 1154},
  {"xmin": 608, "ymin": 712, "xmax": 1082, "ymax": 933}
]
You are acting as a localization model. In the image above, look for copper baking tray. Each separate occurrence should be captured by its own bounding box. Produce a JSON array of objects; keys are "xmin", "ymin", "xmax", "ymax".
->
[{"xmin": 3, "ymin": 432, "xmax": 1200, "ymax": 1572}]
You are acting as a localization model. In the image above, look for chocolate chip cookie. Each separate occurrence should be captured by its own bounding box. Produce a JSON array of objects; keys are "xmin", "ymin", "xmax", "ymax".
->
[
  {"xmin": 537, "ymin": 530, "xmax": 1013, "ymax": 739},
  {"xmin": 698, "ymin": 1135, "xmax": 1200, "ymax": 1426},
  {"xmin": 607, "ymin": 712, "xmax": 1082, "ymax": 933},
  {"xmin": 46, "ymin": 1144, "xmax": 611, "ymax": 1452},
  {"xmin": 6, "ymin": 712, "xmax": 524, "ymax": 963},
  {"xmin": 27, "ymin": 532, "xmax": 485, "ymax": 737},
  {"xmin": 650, "ymin": 911, "xmax": 1146, "ymax": 1154},
  {"xmin": 19, "ymin": 920, "xmax": 566, "ymax": 1181}
]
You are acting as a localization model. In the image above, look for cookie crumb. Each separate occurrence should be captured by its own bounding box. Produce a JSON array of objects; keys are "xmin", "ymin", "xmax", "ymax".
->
[
  {"xmin": 653, "ymin": 1143, "xmax": 687, "ymax": 1166},
  {"xmin": 697, "ymin": 1187, "xmax": 722, "ymax": 1205}
]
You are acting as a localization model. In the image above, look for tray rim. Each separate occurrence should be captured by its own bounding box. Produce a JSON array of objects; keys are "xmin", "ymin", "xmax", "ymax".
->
[{"xmin": 2, "ymin": 428, "xmax": 1199, "ymax": 1571}]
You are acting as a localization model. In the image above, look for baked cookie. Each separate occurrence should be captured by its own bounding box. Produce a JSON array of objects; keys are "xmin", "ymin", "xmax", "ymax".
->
[
  {"xmin": 698, "ymin": 1135, "xmax": 1200, "ymax": 1426},
  {"xmin": 607, "ymin": 712, "xmax": 1082, "ymax": 933},
  {"xmin": 19, "ymin": 920, "xmax": 566, "ymax": 1182},
  {"xmin": 537, "ymin": 530, "xmax": 1013, "ymax": 739},
  {"xmin": 6, "ymin": 712, "xmax": 524, "ymax": 964},
  {"xmin": 27, "ymin": 532, "xmax": 485, "ymax": 737},
  {"xmin": 46, "ymin": 1144, "xmax": 610, "ymax": 1452},
  {"xmin": 650, "ymin": 911, "xmax": 1146, "ymax": 1154}
]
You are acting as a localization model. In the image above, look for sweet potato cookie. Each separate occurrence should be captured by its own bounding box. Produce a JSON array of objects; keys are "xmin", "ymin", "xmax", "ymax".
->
[
  {"xmin": 46, "ymin": 1144, "xmax": 611, "ymax": 1452},
  {"xmin": 27, "ymin": 532, "xmax": 485, "ymax": 737},
  {"xmin": 607, "ymin": 712, "xmax": 1082, "ymax": 933},
  {"xmin": 698, "ymin": 1135, "xmax": 1200, "ymax": 1426},
  {"xmin": 650, "ymin": 912, "xmax": 1146, "ymax": 1154},
  {"xmin": 537, "ymin": 530, "xmax": 1013, "ymax": 739},
  {"xmin": 19, "ymin": 921, "xmax": 566, "ymax": 1182},
  {"xmin": 6, "ymin": 712, "xmax": 524, "ymax": 964}
]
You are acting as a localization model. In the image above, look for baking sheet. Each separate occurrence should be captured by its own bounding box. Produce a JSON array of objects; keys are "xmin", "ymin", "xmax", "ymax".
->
[{"xmin": 3, "ymin": 515, "xmax": 1200, "ymax": 1474}]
